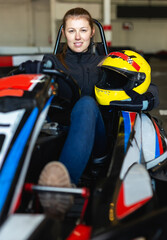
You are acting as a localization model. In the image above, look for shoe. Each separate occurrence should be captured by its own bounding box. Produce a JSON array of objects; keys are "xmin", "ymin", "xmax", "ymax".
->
[
  {"xmin": 38, "ymin": 161, "xmax": 73, "ymax": 217},
  {"xmin": 38, "ymin": 161, "xmax": 71, "ymax": 187}
]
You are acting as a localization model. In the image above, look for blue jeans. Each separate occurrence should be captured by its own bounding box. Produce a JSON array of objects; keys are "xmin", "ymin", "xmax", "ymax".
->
[{"xmin": 58, "ymin": 96, "xmax": 107, "ymax": 184}]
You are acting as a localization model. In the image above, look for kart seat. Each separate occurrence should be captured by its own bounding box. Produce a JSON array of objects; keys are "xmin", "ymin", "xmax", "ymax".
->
[{"xmin": 78, "ymin": 154, "xmax": 110, "ymax": 187}]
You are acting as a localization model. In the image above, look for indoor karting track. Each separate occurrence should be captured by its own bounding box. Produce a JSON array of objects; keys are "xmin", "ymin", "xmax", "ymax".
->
[{"xmin": 149, "ymin": 57, "xmax": 167, "ymax": 133}]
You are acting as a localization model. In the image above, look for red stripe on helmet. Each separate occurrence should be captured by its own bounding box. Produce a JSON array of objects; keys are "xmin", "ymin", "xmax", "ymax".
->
[{"xmin": 109, "ymin": 52, "xmax": 140, "ymax": 71}]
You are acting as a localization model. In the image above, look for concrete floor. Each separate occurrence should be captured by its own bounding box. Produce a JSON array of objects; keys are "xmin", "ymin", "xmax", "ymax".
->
[{"xmin": 149, "ymin": 57, "xmax": 167, "ymax": 132}]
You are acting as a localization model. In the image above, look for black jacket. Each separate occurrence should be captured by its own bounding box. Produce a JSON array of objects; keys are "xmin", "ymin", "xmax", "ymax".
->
[
  {"xmin": 42, "ymin": 48, "xmax": 159, "ymax": 110},
  {"xmin": 43, "ymin": 47, "xmax": 104, "ymax": 97},
  {"xmin": 20, "ymin": 45, "xmax": 159, "ymax": 110}
]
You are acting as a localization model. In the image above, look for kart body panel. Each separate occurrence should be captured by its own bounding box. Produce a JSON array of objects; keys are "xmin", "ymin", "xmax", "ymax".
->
[{"xmin": 0, "ymin": 74, "xmax": 53, "ymax": 224}]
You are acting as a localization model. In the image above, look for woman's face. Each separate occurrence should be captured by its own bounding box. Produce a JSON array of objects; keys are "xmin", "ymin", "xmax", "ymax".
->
[{"xmin": 63, "ymin": 17, "xmax": 95, "ymax": 53}]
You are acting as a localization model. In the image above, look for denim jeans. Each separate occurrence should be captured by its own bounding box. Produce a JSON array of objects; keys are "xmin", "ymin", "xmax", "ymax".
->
[{"xmin": 58, "ymin": 96, "xmax": 107, "ymax": 184}]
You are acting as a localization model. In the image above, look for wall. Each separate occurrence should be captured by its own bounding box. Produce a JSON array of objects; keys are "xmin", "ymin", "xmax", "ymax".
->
[
  {"xmin": 0, "ymin": 0, "xmax": 167, "ymax": 54},
  {"xmin": 112, "ymin": 19, "xmax": 167, "ymax": 53},
  {"xmin": 0, "ymin": 0, "xmax": 50, "ymax": 47}
]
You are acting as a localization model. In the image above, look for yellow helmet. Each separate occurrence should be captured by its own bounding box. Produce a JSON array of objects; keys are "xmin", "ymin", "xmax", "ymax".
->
[{"xmin": 95, "ymin": 50, "xmax": 151, "ymax": 105}]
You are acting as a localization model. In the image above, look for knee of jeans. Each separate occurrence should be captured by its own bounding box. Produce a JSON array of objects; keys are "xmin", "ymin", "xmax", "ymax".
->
[
  {"xmin": 81, "ymin": 96, "xmax": 96, "ymax": 105},
  {"xmin": 72, "ymin": 96, "xmax": 97, "ymax": 113}
]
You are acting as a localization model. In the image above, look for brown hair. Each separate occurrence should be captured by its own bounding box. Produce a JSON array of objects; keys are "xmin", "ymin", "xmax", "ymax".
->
[{"xmin": 57, "ymin": 8, "xmax": 94, "ymax": 69}]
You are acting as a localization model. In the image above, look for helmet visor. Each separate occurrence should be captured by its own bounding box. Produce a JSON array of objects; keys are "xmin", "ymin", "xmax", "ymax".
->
[{"xmin": 98, "ymin": 67, "xmax": 145, "ymax": 90}]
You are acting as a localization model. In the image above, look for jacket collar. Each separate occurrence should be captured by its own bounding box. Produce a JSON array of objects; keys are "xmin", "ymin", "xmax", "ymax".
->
[{"xmin": 65, "ymin": 45, "xmax": 93, "ymax": 63}]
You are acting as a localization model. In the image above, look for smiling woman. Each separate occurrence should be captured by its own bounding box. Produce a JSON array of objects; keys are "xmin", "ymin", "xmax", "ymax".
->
[
  {"xmin": 16, "ymin": 7, "xmax": 159, "ymax": 196},
  {"xmin": 42, "ymin": 7, "xmax": 104, "ymax": 97},
  {"xmin": 62, "ymin": 13, "xmax": 95, "ymax": 53}
]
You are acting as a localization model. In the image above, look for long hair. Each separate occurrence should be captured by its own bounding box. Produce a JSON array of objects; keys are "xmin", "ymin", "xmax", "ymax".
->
[{"xmin": 56, "ymin": 8, "xmax": 94, "ymax": 69}]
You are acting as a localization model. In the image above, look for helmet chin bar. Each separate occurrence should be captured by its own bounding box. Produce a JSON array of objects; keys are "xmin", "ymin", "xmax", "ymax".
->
[{"xmin": 126, "ymin": 72, "xmax": 146, "ymax": 89}]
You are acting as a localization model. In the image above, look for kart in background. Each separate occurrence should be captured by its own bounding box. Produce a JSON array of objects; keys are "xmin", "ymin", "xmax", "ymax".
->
[{"xmin": 0, "ymin": 20, "xmax": 167, "ymax": 240}]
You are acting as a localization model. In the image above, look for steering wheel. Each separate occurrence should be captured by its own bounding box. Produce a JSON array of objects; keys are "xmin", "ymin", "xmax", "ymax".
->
[
  {"xmin": 42, "ymin": 68, "xmax": 80, "ymax": 125},
  {"xmin": 8, "ymin": 61, "xmax": 80, "ymax": 124},
  {"xmin": 8, "ymin": 61, "xmax": 80, "ymax": 108},
  {"xmin": 43, "ymin": 68, "xmax": 80, "ymax": 108}
]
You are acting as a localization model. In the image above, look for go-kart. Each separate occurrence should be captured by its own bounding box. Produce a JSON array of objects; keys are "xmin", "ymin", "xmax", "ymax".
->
[{"xmin": 1, "ymin": 20, "xmax": 167, "ymax": 240}]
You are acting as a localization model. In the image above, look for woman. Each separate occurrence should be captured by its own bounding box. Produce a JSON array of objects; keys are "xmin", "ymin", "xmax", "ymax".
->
[
  {"xmin": 22, "ymin": 7, "xmax": 104, "ymax": 97},
  {"xmin": 37, "ymin": 8, "xmax": 108, "ymax": 189},
  {"xmin": 21, "ymin": 8, "xmax": 159, "ymax": 188}
]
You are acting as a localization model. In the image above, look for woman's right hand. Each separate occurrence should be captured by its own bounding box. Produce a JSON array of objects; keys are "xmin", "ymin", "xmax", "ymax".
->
[{"xmin": 18, "ymin": 60, "xmax": 43, "ymax": 73}]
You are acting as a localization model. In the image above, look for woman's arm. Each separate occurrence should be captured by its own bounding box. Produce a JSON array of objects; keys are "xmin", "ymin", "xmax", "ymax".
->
[{"xmin": 145, "ymin": 83, "xmax": 159, "ymax": 110}]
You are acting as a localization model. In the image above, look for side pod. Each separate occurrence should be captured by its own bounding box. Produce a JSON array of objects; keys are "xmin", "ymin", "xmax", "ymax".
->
[{"xmin": 141, "ymin": 113, "xmax": 167, "ymax": 170}]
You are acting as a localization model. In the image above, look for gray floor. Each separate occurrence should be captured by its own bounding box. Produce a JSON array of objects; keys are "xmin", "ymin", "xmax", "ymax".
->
[{"xmin": 149, "ymin": 57, "xmax": 167, "ymax": 132}]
